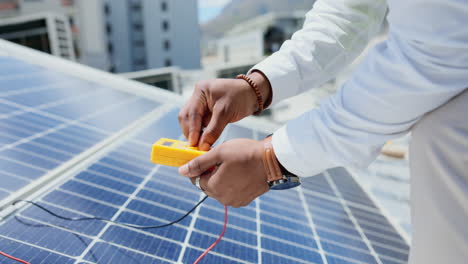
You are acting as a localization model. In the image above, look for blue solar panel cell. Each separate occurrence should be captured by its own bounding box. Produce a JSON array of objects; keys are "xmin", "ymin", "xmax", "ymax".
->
[
  {"xmin": 145, "ymin": 180, "xmax": 200, "ymax": 201},
  {"xmin": 21, "ymin": 202, "xmax": 106, "ymax": 236},
  {"xmin": 0, "ymin": 122, "xmax": 34, "ymax": 138},
  {"xmin": 60, "ymin": 180, "xmax": 128, "ymax": 206},
  {"xmin": 98, "ymin": 157, "xmax": 152, "ymax": 176},
  {"xmin": 380, "ymin": 258, "xmax": 406, "ymax": 264},
  {"xmin": 87, "ymin": 164, "xmax": 144, "ymax": 185},
  {"xmin": 316, "ymin": 228, "xmax": 369, "ymax": 250},
  {"xmin": 126, "ymin": 199, "xmax": 192, "ymax": 227},
  {"xmin": 15, "ymin": 112, "xmax": 64, "ymax": 128},
  {"xmin": 313, "ymin": 218, "xmax": 361, "ymax": 238},
  {"xmin": 82, "ymin": 99, "xmax": 158, "ymax": 132},
  {"xmin": 5, "ymin": 87, "xmax": 93, "ymax": 107},
  {"xmin": 261, "ymin": 212, "xmax": 314, "ymax": 234},
  {"xmin": 115, "ymin": 211, "xmax": 187, "ymax": 241},
  {"xmin": 84, "ymin": 242, "xmax": 172, "ymax": 264},
  {"xmin": 132, "ymin": 108, "xmax": 181, "ymax": 142},
  {"xmin": 365, "ymin": 232, "xmax": 409, "ymax": 251},
  {"xmin": 260, "ymin": 203, "xmax": 309, "ymax": 222},
  {"xmin": 195, "ymin": 218, "xmax": 257, "ymax": 245},
  {"xmin": 75, "ymin": 171, "xmax": 137, "ymax": 194},
  {"xmin": 0, "ymin": 134, "xmax": 18, "ymax": 145},
  {"xmin": 261, "ymin": 224, "xmax": 315, "ymax": 245},
  {"xmin": 321, "ymin": 241, "xmax": 378, "ymax": 264},
  {"xmin": 0, "ymin": 237, "xmax": 75, "ymax": 264},
  {"xmin": 326, "ymin": 254, "xmax": 358, "ymax": 264},
  {"xmin": 43, "ymin": 190, "xmax": 118, "ymax": 219},
  {"xmin": 2, "ymin": 148, "xmax": 60, "ymax": 170},
  {"xmin": 262, "ymin": 237, "xmax": 322, "ymax": 263},
  {"xmin": 182, "ymin": 247, "xmax": 244, "ymax": 264},
  {"xmin": 15, "ymin": 142, "xmax": 72, "ymax": 162},
  {"xmin": 0, "ymin": 171, "xmax": 29, "ymax": 190},
  {"xmin": 189, "ymin": 231, "xmax": 258, "ymax": 263},
  {"xmin": 0, "ymin": 102, "xmax": 20, "ymax": 113},
  {"xmin": 0, "ymin": 156, "xmax": 45, "ymax": 180},
  {"xmin": 32, "ymin": 136, "xmax": 83, "ymax": 154},
  {"xmin": 0, "ymin": 217, "xmax": 92, "ymax": 257},
  {"xmin": 198, "ymin": 205, "xmax": 257, "ymax": 231},
  {"xmin": 262, "ymin": 251, "xmax": 321, "ymax": 264},
  {"xmin": 136, "ymin": 189, "xmax": 198, "ymax": 211},
  {"xmin": 101, "ymin": 225, "xmax": 182, "ymax": 261},
  {"xmin": 372, "ymin": 244, "xmax": 409, "ymax": 261}
]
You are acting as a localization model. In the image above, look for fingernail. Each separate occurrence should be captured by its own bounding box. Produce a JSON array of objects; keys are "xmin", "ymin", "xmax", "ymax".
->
[
  {"xmin": 179, "ymin": 164, "xmax": 188, "ymax": 176},
  {"xmin": 200, "ymin": 143, "xmax": 210, "ymax": 151}
]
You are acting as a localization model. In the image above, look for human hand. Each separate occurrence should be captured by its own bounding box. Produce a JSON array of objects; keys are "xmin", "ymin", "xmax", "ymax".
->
[
  {"xmin": 178, "ymin": 72, "xmax": 271, "ymax": 151},
  {"xmin": 178, "ymin": 138, "xmax": 270, "ymax": 208}
]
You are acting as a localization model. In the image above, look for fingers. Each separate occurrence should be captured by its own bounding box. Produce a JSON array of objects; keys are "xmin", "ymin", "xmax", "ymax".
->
[
  {"xmin": 199, "ymin": 105, "xmax": 229, "ymax": 151},
  {"xmin": 187, "ymin": 113, "xmax": 203, "ymax": 146},
  {"xmin": 189, "ymin": 170, "xmax": 215, "ymax": 196},
  {"xmin": 179, "ymin": 148, "xmax": 220, "ymax": 178},
  {"xmin": 178, "ymin": 88, "xmax": 206, "ymax": 146}
]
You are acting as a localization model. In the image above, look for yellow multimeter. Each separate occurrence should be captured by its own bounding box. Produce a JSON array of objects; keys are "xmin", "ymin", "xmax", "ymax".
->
[{"xmin": 150, "ymin": 138, "xmax": 207, "ymax": 167}]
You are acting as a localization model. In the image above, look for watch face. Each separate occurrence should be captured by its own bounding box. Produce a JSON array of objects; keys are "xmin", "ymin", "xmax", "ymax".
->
[{"xmin": 269, "ymin": 177, "xmax": 301, "ymax": 190}]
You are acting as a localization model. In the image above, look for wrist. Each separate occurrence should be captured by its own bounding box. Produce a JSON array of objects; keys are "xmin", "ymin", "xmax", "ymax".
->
[{"xmin": 249, "ymin": 71, "xmax": 272, "ymax": 109}]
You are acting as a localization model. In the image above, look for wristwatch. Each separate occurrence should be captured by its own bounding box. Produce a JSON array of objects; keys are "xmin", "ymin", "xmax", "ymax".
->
[{"xmin": 263, "ymin": 136, "xmax": 301, "ymax": 190}]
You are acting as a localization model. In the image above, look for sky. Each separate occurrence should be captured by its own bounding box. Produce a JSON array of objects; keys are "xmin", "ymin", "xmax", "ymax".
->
[{"xmin": 198, "ymin": 0, "xmax": 231, "ymax": 24}]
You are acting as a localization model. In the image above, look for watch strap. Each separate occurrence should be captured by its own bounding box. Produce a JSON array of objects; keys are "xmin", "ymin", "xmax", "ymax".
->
[
  {"xmin": 262, "ymin": 137, "xmax": 283, "ymax": 183},
  {"xmin": 264, "ymin": 133, "xmax": 298, "ymax": 177}
]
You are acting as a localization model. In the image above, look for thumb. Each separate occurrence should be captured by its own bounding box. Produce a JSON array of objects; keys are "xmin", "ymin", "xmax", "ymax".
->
[
  {"xmin": 199, "ymin": 107, "xmax": 229, "ymax": 151},
  {"xmin": 179, "ymin": 148, "xmax": 220, "ymax": 177}
]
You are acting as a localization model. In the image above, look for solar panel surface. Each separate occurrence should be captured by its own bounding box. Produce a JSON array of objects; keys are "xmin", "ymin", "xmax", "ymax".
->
[
  {"xmin": 0, "ymin": 43, "xmax": 409, "ymax": 264},
  {"xmin": 0, "ymin": 56, "xmax": 160, "ymax": 199}
]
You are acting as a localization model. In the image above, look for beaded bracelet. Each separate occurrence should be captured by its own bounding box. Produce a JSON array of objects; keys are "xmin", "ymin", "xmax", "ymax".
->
[{"xmin": 236, "ymin": 74, "xmax": 264, "ymax": 115}]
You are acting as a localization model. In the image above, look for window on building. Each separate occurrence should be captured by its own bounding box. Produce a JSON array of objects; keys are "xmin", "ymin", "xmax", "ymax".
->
[
  {"xmin": 104, "ymin": 3, "xmax": 110, "ymax": 15},
  {"xmin": 68, "ymin": 16, "xmax": 74, "ymax": 26},
  {"xmin": 134, "ymin": 39, "xmax": 145, "ymax": 47},
  {"xmin": 107, "ymin": 43, "xmax": 113, "ymax": 54},
  {"xmin": 163, "ymin": 40, "xmax": 170, "ymax": 51},
  {"xmin": 105, "ymin": 23, "xmax": 112, "ymax": 34},
  {"xmin": 130, "ymin": 1, "xmax": 142, "ymax": 11},
  {"xmin": 161, "ymin": 1, "xmax": 168, "ymax": 11},
  {"xmin": 133, "ymin": 23, "xmax": 143, "ymax": 31},
  {"xmin": 133, "ymin": 58, "xmax": 147, "ymax": 69},
  {"xmin": 162, "ymin": 20, "xmax": 169, "ymax": 32},
  {"xmin": 164, "ymin": 58, "xmax": 172, "ymax": 67}
]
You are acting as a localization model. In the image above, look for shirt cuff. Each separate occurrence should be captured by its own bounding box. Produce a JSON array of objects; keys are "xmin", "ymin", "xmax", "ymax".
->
[
  {"xmin": 249, "ymin": 52, "xmax": 302, "ymax": 106},
  {"xmin": 271, "ymin": 113, "xmax": 337, "ymax": 177}
]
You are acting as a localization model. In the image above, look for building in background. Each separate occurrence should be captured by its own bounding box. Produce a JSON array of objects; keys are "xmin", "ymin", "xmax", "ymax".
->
[
  {"xmin": 0, "ymin": 0, "xmax": 109, "ymax": 70},
  {"xmin": 214, "ymin": 11, "xmax": 305, "ymax": 66},
  {"xmin": 103, "ymin": 0, "xmax": 201, "ymax": 73},
  {"xmin": 119, "ymin": 66, "xmax": 182, "ymax": 94},
  {"xmin": 0, "ymin": 12, "xmax": 75, "ymax": 60}
]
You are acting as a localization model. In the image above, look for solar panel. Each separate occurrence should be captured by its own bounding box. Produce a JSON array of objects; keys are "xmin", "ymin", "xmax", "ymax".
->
[
  {"xmin": 0, "ymin": 56, "xmax": 160, "ymax": 201},
  {"xmin": 0, "ymin": 41, "xmax": 409, "ymax": 264}
]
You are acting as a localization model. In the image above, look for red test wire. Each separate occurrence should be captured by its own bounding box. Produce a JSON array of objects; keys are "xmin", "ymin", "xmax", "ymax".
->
[
  {"xmin": 0, "ymin": 251, "xmax": 31, "ymax": 264},
  {"xmin": 193, "ymin": 205, "xmax": 228, "ymax": 264}
]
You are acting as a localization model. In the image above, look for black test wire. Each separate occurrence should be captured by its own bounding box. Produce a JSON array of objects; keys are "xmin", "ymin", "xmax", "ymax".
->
[{"xmin": 11, "ymin": 195, "xmax": 208, "ymax": 230}]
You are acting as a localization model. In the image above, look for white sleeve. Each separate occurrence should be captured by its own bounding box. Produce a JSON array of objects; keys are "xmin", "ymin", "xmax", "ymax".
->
[
  {"xmin": 251, "ymin": 0, "xmax": 388, "ymax": 105},
  {"xmin": 272, "ymin": 29, "xmax": 468, "ymax": 177}
]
